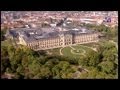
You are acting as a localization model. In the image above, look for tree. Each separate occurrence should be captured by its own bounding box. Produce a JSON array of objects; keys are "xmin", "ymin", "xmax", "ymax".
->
[
  {"xmin": 6, "ymin": 68, "xmax": 13, "ymax": 73},
  {"xmin": 105, "ymin": 74, "xmax": 115, "ymax": 79},
  {"xmin": 80, "ymin": 68, "xmax": 107, "ymax": 79},
  {"xmin": 79, "ymin": 72, "xmax": 88, "ymax": 79},
  {"xmin": 1, "ymin": 58, "xmax": 10, "ymax": 74},
  {"xmin": 10, "ymin": 54, "xmax": 22, "ymax": 72},
  {"xmin": 97, "ymin": 41, "xmax": 117, "ymax": 62},
  {"xmin": 44, "ymin": 60, "xmax": 54, "ymax": 69},
  {"xmin": 98, "ymin": 61, "xmax": 115, "ymax": 74},
  {"xmin": 21, "ymin": 55, "xmax": 29, "ymax": 67},
  {"xmin": 39, "ymin": 66, "xmax": 52, "ymax": 79},
  {"xmin": 67, "ymin": 57, "xmax": 78, "ymax": 65},
  {"xmin": 47, "ymin": 58, "xmax": 60, "ymax": 65},
  {"xmin": 87, "ymin": 68, "xmax": 98, "ymax": 79},
  {"xmin": 1, "ymin": 64, "xmax": 5, "ymax": 74},
  {"xmin": 101, "ymin": 42, "xmax": 117, "ymax": 61},
  {"xmin": 1, "ymin": 45, "xmax": 8, "ymax": 57},
  {"xmin": 1, "ymin": 29, "xmax": 7, "ymax": 41},
  {"xmin": 7, "ymin": 45, "xmax": 16, "ymax": 60},
  {"xmin": 16, "ymin": 65, "xmax": 24, "ymax": 76},
  {"xmin": 86, "ymin": 50, "xmax": 100, "ymax": 67},
  {"xmin": 33, "ymin": 73, "xmax": 42, "ymax": 79},
  {"xmin": 78, "ymin": 57, "xmax": 88, "ymax": 66},
  {"xmin": 102, "ymin": 49, "xmax": 116, "ymax": 61},
  {"xmin": 38, "ymin": 56, "xmax": 47, "ymax": 65},
  {"xmin": 58, "ymin": 61, "xmax": 70, "ymax": 71},
  {"xmin": 28, "ymin": 60, "xmax": 41, "ymax": 75},
  {"xmin": 61, "ymin": 67, "xmax": 76, "ymax": 79},
  {"xmin": 52, "ymin": 61, "xmax": 72, "ymax": 79},
  {"xmin": 52, "ymin": 65, "xmax": 61, "ymax": 79},
  {"xmin": 96, "ymin": 72, "xmax": 106, "ymax": 79}
]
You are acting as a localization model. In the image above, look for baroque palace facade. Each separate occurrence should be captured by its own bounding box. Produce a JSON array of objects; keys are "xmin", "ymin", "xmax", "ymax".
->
[{"xmin": 6, "ymin": 27, "xmax": 100, "ymax": 51}]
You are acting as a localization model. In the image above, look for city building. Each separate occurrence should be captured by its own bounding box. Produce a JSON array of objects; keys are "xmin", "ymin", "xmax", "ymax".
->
[{"xmin": 1, "ymin": 11, "xmax": 118, "ymax": 29}]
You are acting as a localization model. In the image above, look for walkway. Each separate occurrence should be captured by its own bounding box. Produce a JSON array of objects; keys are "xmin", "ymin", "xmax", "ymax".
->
[
  {"xmin": 60, "ymin": 47, "xmax": 64, "ymax": 55},
  {"xmin": 69, "ymin": 45, "xmax": 75, "ymax": 50}
]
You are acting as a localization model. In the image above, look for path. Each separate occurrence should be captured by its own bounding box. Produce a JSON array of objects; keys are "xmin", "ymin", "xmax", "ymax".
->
[
  {"xmin": 69, "ymin": 45, "xmax": 75, "ymax": 50},
  {"xmin": 60, "ymin": 47, "xmax": 64, "ymax": 55}
]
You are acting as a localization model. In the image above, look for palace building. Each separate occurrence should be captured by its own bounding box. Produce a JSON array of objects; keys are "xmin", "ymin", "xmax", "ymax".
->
[{"xmin": 6, "ymin": 27, "xmax": 100, "ymax": 51}]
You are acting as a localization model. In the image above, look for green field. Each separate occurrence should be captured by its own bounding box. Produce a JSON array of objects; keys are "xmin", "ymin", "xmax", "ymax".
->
[{"xmin": 72, "ymin": 49, "xmax": 83, "ymax": 53}]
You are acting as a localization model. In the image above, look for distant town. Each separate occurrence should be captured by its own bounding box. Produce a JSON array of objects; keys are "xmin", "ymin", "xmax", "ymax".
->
[
  {"xmin": 1, "ymin": 11, "xmax": 118, "ymax": 29},
  {"xmin": 1, "ymin": 11, "xmax": 118, "ymax": 79}
]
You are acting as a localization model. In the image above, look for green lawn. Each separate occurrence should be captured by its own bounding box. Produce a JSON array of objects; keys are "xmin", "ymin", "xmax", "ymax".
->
[
  {"xmin": 61, "ymin": 45, "xmax": 87, "ymax": 59},
  {"xmin": 72, "ymin": 49, "xmax": 83, "ymax": 53},
  {"xmin": 46, "ymin": 44, "xmax": 98, "ymax": 59},
  {"xmin": 61, "ymin": 47, "xmax": 76, "ymax": 58}
]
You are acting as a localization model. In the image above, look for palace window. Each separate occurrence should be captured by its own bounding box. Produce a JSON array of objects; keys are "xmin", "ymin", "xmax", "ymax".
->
[{"xmin": 27, "ymin": 44, "xmax": 29, "ymax": 47}]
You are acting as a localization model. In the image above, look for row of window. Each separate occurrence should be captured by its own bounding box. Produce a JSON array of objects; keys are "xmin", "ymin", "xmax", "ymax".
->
[
  {"xmin": 28, "ymin": 41, "xmax": 60, "ymax": 47},
  {"xmin": 76, "ymin": 34, "xmax": 97, "ymax": 38},
  {"xmin": 65, "ymin": 42, "xmax": 71, "ymax": 45},
  {"xmin": 41, "ymin": 40, "xmax": 60, "ymax": 44},
  {"xmin": 28, "ymin": 38, "xmax": 72, "ymax": 47},
  {"xmin": 29, "ymin": 43, "xmax": 62, "ymax": 49},
  {"xmin": 26, "ymin": 34, "xmax": 98, "ymax": 49},
  {"xmin": 75, "ymin": 37, "xmax": 97, "ymax": 43},
  {"xmin": 29, "ymin": 41, "xmax": 73, "ymax": 49},
  {"xmin": 64, "ymin": 39, "xmax": 71, "ymax": 42},
  {"xmin": 28, "ymin": 37, "xmax": 98, "ymax": 48},
  {"xmin": 29, "ymin": 39, "xmax": 98, "ymax": 50}
]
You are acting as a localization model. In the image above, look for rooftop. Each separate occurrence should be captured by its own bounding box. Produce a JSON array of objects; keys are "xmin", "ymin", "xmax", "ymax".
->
[{"xmin": 8, "ymin": 27, "xmax": 97, "ymax": 43}]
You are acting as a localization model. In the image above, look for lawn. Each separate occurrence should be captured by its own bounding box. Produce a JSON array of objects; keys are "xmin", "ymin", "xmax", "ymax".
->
[
  {"xmin": 72, "ymin": 49, "xmax": 83, "ymax": 53},
  {"xmin": 46, "ymin": 43, "xmax": 97, "ymax": 59},
  {"xmin": 61, "ymin": 45, "xmax": 87, "ymax": 59},
  {"xmin": 61, "ymin": 47, "xmax": 76, "ymax": 57}
]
